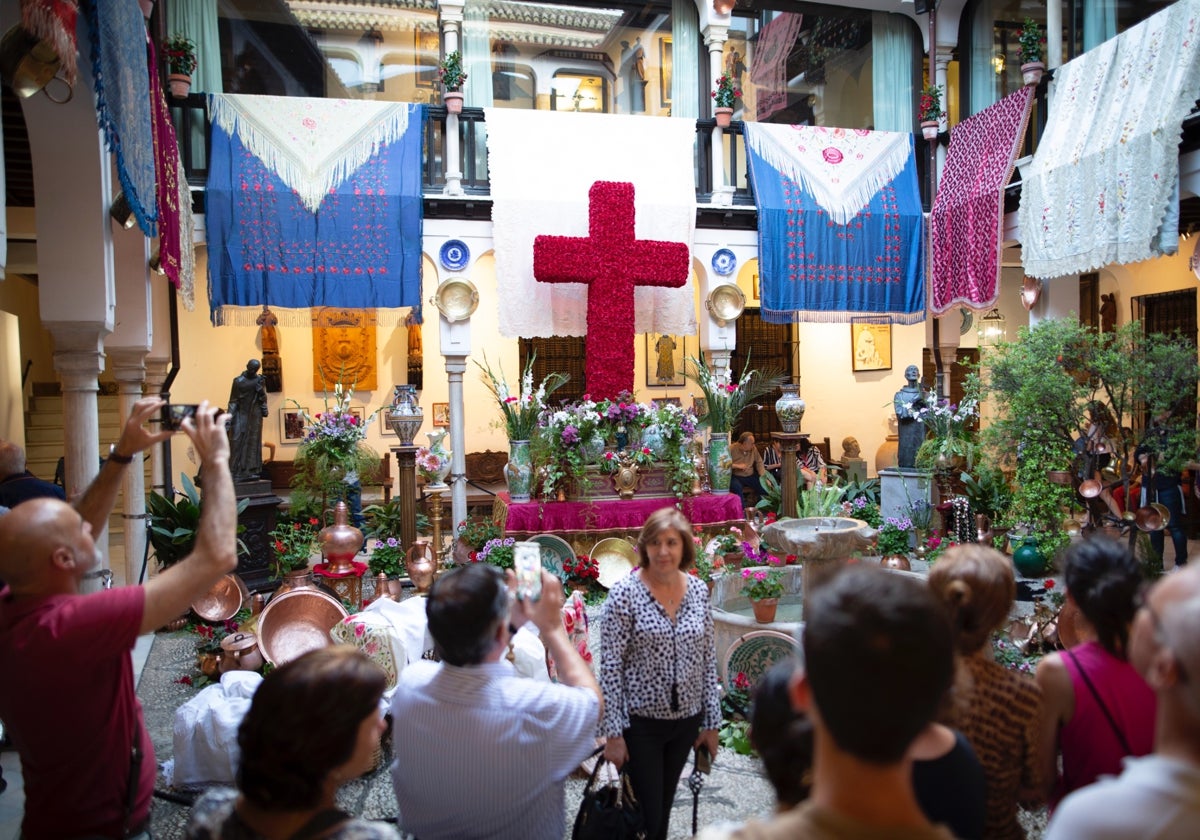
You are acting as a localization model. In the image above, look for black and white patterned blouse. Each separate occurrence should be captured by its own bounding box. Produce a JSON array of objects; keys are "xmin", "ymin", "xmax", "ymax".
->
[
  {"xmin": 600, "ymin": 571, "xmax": 722, "ymax": 738},
  {"xmin": 186, "ymin": 788, "xmax": 405, "ymax": 840}
]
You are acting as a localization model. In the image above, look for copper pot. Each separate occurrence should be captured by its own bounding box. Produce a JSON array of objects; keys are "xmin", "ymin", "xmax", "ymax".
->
[
  {"xmin": 406, "ymin": 540, "xmax": 437, "ymax": 594},
  {"xmin": 219, "ymin": 631, "xmax": 264, "ymax": 673},
  {"xmin": 191, "ymin": 573, "xmax": 250, "ymax": 622},
  {"xmin": 320, "ymin": 501, "xmax": 363, "ymax": 574},
  {"xmin": 1134, "ymin": 505, "xmax": 1166, "ymax": 532},
  {"xmin": 1078, "ymin": 478, "xmax": 1103, "ymax": 499}
]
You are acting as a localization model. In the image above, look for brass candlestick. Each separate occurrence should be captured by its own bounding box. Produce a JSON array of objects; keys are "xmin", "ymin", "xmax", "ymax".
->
[{"xmin": 425, "ymin": 485, "xmax": 446, "ymax": 568}]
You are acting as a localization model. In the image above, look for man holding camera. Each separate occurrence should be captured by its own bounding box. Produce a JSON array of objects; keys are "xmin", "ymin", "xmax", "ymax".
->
[
  {"xmin": 0, "ymin": 399, "xmax": 238, "ymax": 839},
  {"xmin": 389, "ymin": 563, "xmax": 602, "ymax": 839}
]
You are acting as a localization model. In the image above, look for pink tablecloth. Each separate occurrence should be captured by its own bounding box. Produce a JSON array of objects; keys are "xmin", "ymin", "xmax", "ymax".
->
[{"xmin": 503, "ymin": 493, "xmax": 746, "ymax": 533}]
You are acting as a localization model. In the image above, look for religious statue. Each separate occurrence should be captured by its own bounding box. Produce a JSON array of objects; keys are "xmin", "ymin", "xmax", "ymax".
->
[
  {"xmin": 257, "ymin": 306, "xmax": 282, "ymax": 393},
  {"xmin": 227, "ymin": 359, "xmax": 270, "ymax": 484},
  {"xmin": 894, "ymin": 364, "xmax": 927, "ymax": 470},
  {"xmin": 1100, "ymin": 293, "xmax": 1117, "ymax": 333}
]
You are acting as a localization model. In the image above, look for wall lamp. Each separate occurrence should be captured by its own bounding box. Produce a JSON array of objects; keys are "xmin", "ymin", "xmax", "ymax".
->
[{"xmin": 109, "ymin": 192, "xmax": 136, "ymax": 230}]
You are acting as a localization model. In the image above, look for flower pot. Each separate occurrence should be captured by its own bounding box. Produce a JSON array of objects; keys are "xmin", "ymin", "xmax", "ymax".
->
[
  {"xmin": 505, "ymin": 440, "xmax": 533, "ymax": 503},
  {"xmin": 708, "ymin": 432, "xmax": 732, "ymax": 494},
  {"xmin": 751, "ymin": 597, "xmax": 779, "ymax": 624},
  {"xmin": 714, "ymin": 106, "xmax": 733, "ymax": 128},
  {"xmin": 1021, "ymin": 61, "xmax": 1045, "ymax": 87},
  {"xmin": 920, "ymin": 120, "xmax": 939, "ymax": 140},
  {"xmin": 444, "ymin": 91, "xmax": 464, "ymax": 114},
  {"xmin": 168, "ymin": 73, "xmax": 191, "ymax": 98},
  {"xmin": 774, "ymin": 384, "xmax": 806, "ymax": 433}
]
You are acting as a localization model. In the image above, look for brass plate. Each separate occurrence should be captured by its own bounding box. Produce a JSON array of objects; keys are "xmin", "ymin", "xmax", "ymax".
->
[
  {"xmin": 592, "ymin": 537, "xmax": 638, "ymax": 589},
  {"xmin": 432, "ymin": 278, "xmax": 479, "ymax": 323},
  {"xmin": 257, "ymin": 588, "xmax": 348, "ymax": 666},
  {"xmin": 705, "ymin": 283, "xmax": 746, "ymax": 326}
]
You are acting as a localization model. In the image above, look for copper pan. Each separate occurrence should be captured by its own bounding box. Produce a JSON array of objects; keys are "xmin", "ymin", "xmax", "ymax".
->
[
  {"xmin": 1078, "ymin": 479, "xmax": 1103, "ymax": 499},
  {"xmin": 257, "ymin": 587, "xmax": 348, "ymax": 666},
  {"xmin": 191, "ymin": 573, "xmax": 250, "ymax": 622},
  {"xmin": 1134, "ymin": 505, "xmax": 1166, "ymax": 532}
]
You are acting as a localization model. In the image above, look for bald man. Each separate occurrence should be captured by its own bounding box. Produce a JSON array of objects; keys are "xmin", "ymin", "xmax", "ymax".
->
[
  {"xmin": 0, "ymin": 439, "xmax": 66, "ymax": 508},
  {"xmin": 0, "ymin": 399, "xmax": 237, "ymax": 839},
  {"xmin": 1046, "ymin": 565, "xmax": 1200, "ymax": 839}
]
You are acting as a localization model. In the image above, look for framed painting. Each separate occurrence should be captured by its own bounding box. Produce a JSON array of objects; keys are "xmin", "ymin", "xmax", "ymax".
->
[
  {"xmin": 850, "ymin": 321, "xmax": 892, "ymax": 372},
  {"xmin": 659, "ymin": 37, "xmax": 672, "ymax": 105},
  {"xmin": 693, "ymin": 396, "xmax": 708, "ymax": 420},
  {"xmin": 414, "ymin": 28, "xmax": 440, "ymax": 88},
  {"xmin": 280, "ymin": 405, "xmax": 308, "ymax": 443},
  {"xmin": 432, "ymin": 402, "xmax": 450, "ymax": 427},
  {"xmin": 646, "ymin": 334, "xmax": 686, "ymax": 387}
]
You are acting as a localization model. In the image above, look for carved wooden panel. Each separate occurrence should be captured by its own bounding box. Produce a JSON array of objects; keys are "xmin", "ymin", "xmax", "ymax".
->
[{"xmin": 312, "ymin": 308, "xmax": 377, "ymax": 390}]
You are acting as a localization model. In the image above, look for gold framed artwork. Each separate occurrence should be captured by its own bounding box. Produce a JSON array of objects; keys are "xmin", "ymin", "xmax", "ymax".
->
[
  {"xmin": 646, "ymin": 334, "xmax": 686, "ymax": 387},
  {"xmin": 414, "ymin": 28, "xmax": 440, "ymax": 88},
  {"xmin": 659, "ymin": 37, "xmax": 672, "ymax": 105},
  {"xmin": 752, "ymin": 273, "xmax": 760, "ymax": 301},
  {"xmin": 432, "ymin": 402, "xmax": 450, "ymax": 427},
  {"xmin": 850, "ymin": 321, "xmax": 892, "ymax": 372},
  {"xmin": 693, "ymin": 396, "xmax": 709, "ymax": 419},
  {"xmin": 280, "ymin": 405, "xmax": 308, "ymax": 443}
]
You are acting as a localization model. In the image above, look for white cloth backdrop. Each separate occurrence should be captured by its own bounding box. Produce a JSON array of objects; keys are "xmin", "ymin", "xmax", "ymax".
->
[
  {"xmin": 485, "ymin": 108, "xmax": 698, "ymax": 338},
  {"xmin": 1019, "ymin": 0, "xmax": 1200, "ymax": 279}
]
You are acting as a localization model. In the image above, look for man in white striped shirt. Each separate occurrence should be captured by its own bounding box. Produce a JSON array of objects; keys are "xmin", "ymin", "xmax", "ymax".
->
[{"xmin": 389, "ymin": 563, "xmax": 602, "ymax": 839}]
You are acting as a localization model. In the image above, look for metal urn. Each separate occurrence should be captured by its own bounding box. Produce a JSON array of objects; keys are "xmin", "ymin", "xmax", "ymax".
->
[{"xmin": 388, "ymin": 384, "xmax": 423, "ymax": 445}]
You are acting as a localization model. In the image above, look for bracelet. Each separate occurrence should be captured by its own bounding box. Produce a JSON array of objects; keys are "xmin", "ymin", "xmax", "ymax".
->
[{"xmin": 107, "ymin": 445, "xmax": 133, "ymax": 464}]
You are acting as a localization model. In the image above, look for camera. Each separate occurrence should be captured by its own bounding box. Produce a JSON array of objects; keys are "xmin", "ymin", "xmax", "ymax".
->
[
  {"xmin": 162, "ymin": 403, "xmax": 200, "ymax": 431},
  {"xmin": 513, "ymin": 542, "xmax": 543, "ymax": 602}
]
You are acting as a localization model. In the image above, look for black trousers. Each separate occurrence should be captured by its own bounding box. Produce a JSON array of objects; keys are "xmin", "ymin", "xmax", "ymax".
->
[{"xmin": 623, "ymin": 712, "xmax": 702, "ymax": 840}]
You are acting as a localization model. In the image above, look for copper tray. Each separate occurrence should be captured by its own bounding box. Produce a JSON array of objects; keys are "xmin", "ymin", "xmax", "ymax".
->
[
  {"xmin": 191, "ymin": 574, "xmax": 250, "ymax": 622},
  {"xmin": 257, "ymin": 588, "xmax": 348, "ymax": 666}
]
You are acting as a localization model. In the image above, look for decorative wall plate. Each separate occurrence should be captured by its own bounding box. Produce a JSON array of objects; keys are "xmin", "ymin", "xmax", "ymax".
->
[
  {"xmin": 593, "ymin": 537, "xmax": 639, "ymax": 589},
  {"xmin": 432, "ymin": 278, "xmax": 479, "ymax": 322},
  {"xmin": 530, "ymin": 534, "xmax": 573, "ymax": 584},
  {"xmin": 705, "ymin": 283, "xmax": 746, "ymax": 326},
  {"xmin": 439, "ymin": 239, "xmax": 470, "ymax": 271},
  {"xmin": 723, "ymin": 630, "xmax": 801, "ymax": 689},
  {"xmin": 711, "ymin": 248, "xmax": 737, "ymax": 276}
]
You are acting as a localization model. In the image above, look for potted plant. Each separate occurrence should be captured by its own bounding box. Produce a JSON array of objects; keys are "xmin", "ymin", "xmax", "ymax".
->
[
  {"xmin": 439, "ymin": 50, "xmax": 467, "ymax": 114},
  {"xmin": 740, "ymin": 567, "xmax": 784, "ymax": 623},
  {"xmin": 913, "ymin": 377, "xmax": 979, "ymax": 474},
  {"xmin": 269, "ymin": 516, "xmax": 321, "ymax": 582},
  {"xmin": 918, "ymin": 83, "xmax": 942, "ymax": 140},
  {"xmin": 710, "ymin": 526, "xmax": 746, "ymax": 564},
  {"xmin": 475, "ymin": 536, "xmax": 517, "ymax": 571},
  {"xmin": 876, "ymin": 515, "xmax": 914, "ymax": 559},
  {"xmin": 149, "ymin": 473, "xmax": 249, "ymax": 570},
  {"xmin": 564, "ymin": 553, "xmax": 600, "ymax": 593},
  {"xmin": 454, "ymin": 517, "xmax": 502, "ymax": 564},
  {"xmin": 711, "ymin": 73, "xmax": 741, "ymax": 127},
  {"xmin": 163, "ymin": 33, "xmax": 197, "ymax": 98},
  {"xmin": 1018, "ymin": 18, "xmax": 1046, "ymax": 86},
  {"xmin": 367, "ymin": 536, "xmax": 405, "ymax": 578}
]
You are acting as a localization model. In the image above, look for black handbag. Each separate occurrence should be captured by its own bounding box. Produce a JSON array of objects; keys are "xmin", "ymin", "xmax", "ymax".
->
[{"xmin": 572, "ymin": 749, "xmax": 647, "ymax": 840}]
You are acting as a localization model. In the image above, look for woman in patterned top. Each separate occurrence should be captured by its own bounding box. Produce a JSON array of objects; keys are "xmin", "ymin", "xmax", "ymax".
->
[
  {"xmin": 601, "ymin": 507, "xmax": 722, "ymax": 840},
  {"xmin": 186, "ymin": 646, "xmax": 400, "ymax": 840},
  {"xmin": 928, "ymin": 545, "xmax": 1045, "ymax": 840}
]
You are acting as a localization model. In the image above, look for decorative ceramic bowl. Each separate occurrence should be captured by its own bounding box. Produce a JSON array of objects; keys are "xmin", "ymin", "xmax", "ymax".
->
[
  {"xmin": 705, "ymin": 283, "xmax": 746, "ymax": 326},
  {"xmin": 191, "ymin": 573, "xmax": 250, "ymax": 622},
  {"xmin": 439, "ymin": 239, "xmax": 471, "ymax": 271},
  {"xmin": 710, "ymin": 248, "xmax": 737, "ymax": 277},
  {"xmin": 723, "ymin": 630, "xmax": 800, "ymax": 687},
  {"xmin": 257, "ymin": 588, "xmax": 348, "ymax": 666},
  {"xmin": 432, "ymin": 278, "xmax": 479, "ymax": 323},
  {"xmin": 592, "ymin": 538, "xmax": 639, "ymax": 589},
  {"xmin": 530, "ymin": 534, "xmax": 574, "ymax": 584}
]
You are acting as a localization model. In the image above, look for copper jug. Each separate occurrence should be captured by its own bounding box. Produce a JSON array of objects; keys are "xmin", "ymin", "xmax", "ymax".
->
[
  {"xmin": 405, "ymin": 540, "xmax": 437, "ymax": 594},
  {"xmin": 218, "ymin": 631, "xmax": 264, "ymax": 673},
  {"xmin": 320, "ymin": 501, "xmax": 363, "ymax": 574}
]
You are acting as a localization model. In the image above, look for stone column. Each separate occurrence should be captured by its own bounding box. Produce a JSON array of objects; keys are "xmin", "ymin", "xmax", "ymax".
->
[
  {"xmin": 440, "ymin": 0, "xmax": 466, "ymax": 196},
  {"xmin": 144, "ymin": 359, "xmax": 169, "ymax": 500},
  {"xmin": 703, "ymin": 28, "xmax": 732, "ymax": 206},
  {"xmin": 445, "ymin": 355, "xmax": 467, "ymax": 529},
  {"xmin": 1046, "ymin": 1, "xmax": 1063, "ymax": 71},
  {"xmin": 110, "ymin": 351, "xmax": 147, "ymax": 587}
]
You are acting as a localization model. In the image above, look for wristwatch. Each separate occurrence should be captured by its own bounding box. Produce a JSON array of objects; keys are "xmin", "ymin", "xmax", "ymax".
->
[{"xmin": 107, "ymin": 444, "xmax": 133, "ymax": 464}]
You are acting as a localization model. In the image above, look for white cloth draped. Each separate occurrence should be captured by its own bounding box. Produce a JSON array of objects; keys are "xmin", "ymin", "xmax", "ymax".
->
[
  {"xmin": 1019, "ymin": 0, "xmax": 1200, "ymax": 279},
  {"xmin": 485, "ymin": 108, "xmax": 697, "ymax": 338}
]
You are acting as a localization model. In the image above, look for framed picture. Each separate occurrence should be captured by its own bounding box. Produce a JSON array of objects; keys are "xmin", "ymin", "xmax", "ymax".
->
[
  {"xmin": 646, "ymin": 334, "xmax": 686, "ymax": 387},
  {"xmin": 752, "ymin": 273, "xmax": 760, "ymax": 301},
  {"xmin": 280, "ymin": 405, "xmax": 308, "ymax": 443},
  {"xmin": 432, "ymin": 402, "xmax": 450, "ymax": 427},
  {"xmin": 850, "ymin": 321, "xmax": 892, "ymax": 372},
  {"xmin": 659, "ymin": 37, "xmax": 672, "ymax": 105},
  {"xmin": 693, "ymin": 396, "xmax": 708, "ymax": 419},
  {"xmin": 414, "ymin": 28, "xmax": 440, "ymax": 88}
]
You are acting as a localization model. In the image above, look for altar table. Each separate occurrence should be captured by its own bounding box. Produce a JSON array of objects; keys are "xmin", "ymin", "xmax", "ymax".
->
[{"xmin": 500, "ymin": 492, "xmax": 748, "ymax": 556}]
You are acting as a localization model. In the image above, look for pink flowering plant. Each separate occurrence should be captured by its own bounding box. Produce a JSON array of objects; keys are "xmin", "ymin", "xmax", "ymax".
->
[
  {"xmin": 876, "ymin": 515, "xmax": 914, "ymax": 556},
  {"xmin": 741, "ymin": 540, "xmax": 786, "ymax": 568},
  {"xmin": 711, "ymin": 73, "xmax": 742, "ymax": 108},
  {"xmin": 741, "ymin": 568, "xmax": 784, "ymax": 601}
]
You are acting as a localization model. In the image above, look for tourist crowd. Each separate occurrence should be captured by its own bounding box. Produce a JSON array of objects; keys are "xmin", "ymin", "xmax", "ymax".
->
[{"xmin": 1, "ymin": 407, "xmax": 1196, "ymax": 840}]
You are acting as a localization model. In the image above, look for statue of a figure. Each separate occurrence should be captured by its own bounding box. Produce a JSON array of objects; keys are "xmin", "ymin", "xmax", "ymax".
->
[
  {"xmin": 228, "ymin": 359, "xmax": 270, "ymax": 483},
  {"xmin": 841, "ymin": 436, "xmax": 861, "ymax": 461},
  {"xmin": 894, "ymin": 364, "xmax": 927, "ymax": 469}
]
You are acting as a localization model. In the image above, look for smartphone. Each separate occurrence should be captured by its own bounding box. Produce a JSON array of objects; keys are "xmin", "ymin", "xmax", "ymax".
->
[
  {"xmin": 695, "ymin": 745, "xmax": 712, "ymax": 774},
  {"xmin": 163, "ymin": 403, "xmax": 200, "ymax": 431},
  {"xmin": 514, "ymin": 542, "xmax": 542, "ymax": 602}
]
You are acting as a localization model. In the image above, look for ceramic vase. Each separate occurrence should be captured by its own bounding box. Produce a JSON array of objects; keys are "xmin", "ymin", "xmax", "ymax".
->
[
  {"xmin": 641, "ymin": 425, "xmax": 666, "ymax": 459},
  {"xmin": 505, "ymin": 439, "xmax": 533, "ymax": 503},
  {"xmin": 751, "ymin": 597, "xmax": 778, "ymax": 624},
  {"xmin": 708, "ymin": 432, "xmax": 732, "ymax": 494},
  {"xmin": 1012, "ymin": 536, "xmax": 1046, "ymax": 578},
  {"xmin": 388, "ymin": 384, "xmax": 423, "ymax": 445},
  {"xmin": 774, "ymin": 384, "xmax": 806, "ymax": 433},
  {"xmin": 426, "ymin": 430, "xmax": 452, "ymax": 487}
]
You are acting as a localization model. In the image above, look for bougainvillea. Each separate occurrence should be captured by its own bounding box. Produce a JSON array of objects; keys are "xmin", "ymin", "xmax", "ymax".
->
[{"xmin": 532, "ymin": 181, "xmax": 689, "ymax": 400}]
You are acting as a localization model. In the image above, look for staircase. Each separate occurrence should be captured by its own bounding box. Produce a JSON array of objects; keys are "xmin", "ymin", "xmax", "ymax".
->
[{"xmin": 23, "ymin": 391, "xmax": 153, "ymax": 579}]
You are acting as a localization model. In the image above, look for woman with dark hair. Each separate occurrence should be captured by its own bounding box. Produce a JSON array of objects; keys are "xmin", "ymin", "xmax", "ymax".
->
[
  {"xmin": 186, "ymin": 646, "xmax": 398, "ymax": 839},
  {"xmin": 600, "ymin": 507, "xmax": 721, "ymax": 840},
  {"xmin": 1034, "ymin": 538, "xmax": 1155, "ymax": 808},
  {"xmin": 928, "ymin": 544, "xmax": 1044, "ymax": 840}
]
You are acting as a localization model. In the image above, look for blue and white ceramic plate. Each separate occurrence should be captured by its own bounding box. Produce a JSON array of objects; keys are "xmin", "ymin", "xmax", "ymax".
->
[
  {"xmin": 439, "ymin": 239, "xmax": 470, "ymax": 272},
  {"xmin": 530, "ymin": 534, "xmax": 573, "ymax": 585},
  {"xmin": 711, "ymin": 248, "xmax": 737, "ymax": 277}
]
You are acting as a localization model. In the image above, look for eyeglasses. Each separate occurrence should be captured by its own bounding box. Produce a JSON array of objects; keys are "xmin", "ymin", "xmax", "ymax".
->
[{"xmin": 1136, "ymin": 585, "xmax": 1190, "ymax": 684}]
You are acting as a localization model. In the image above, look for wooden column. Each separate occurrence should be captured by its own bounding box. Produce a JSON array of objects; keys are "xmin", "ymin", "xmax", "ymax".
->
[
  {"xmin": 774, "ymin": 431, "xmax": 806, "ymax": 519},
  {"xmin": 393, "ymin": 444, "xmax": 419, "ymax": 550}
]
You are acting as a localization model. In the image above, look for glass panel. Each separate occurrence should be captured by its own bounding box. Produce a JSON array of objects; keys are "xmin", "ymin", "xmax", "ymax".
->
[{"xmin": 551, "ymin": 73, "xmax": 609, "ymax": 112}]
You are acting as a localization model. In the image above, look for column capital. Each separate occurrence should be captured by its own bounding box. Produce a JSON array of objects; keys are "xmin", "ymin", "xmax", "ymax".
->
[
  {"xmin": 109, "ymin": 348, "xmax": 149, "ymax": 385},
  {"xmin": 702, "ymin": 26, "xmax": 729, "ymax": 50},
  {"xmin": 46, "ymin": 321, "xmax": 107, "ymax": 390}
]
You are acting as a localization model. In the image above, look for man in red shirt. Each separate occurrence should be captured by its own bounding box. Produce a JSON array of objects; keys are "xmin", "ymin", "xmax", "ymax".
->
[{"xmin": 0, "ymin": 399, "xmax": 237, "ymax": 839}]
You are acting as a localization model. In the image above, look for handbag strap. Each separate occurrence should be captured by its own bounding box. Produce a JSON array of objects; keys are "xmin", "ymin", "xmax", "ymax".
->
[{"xmin": 1066, "ymin": 649, "xmax": 1133, "ymax": 755}]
